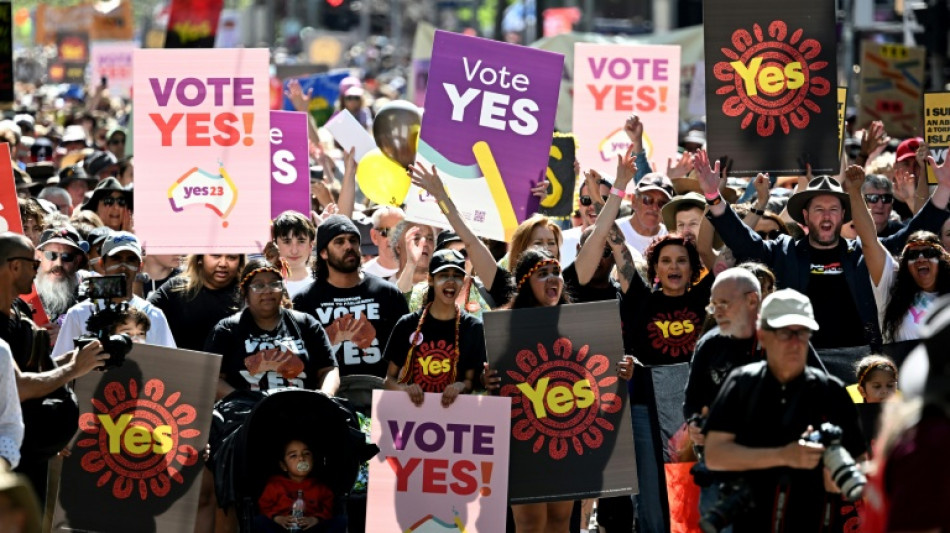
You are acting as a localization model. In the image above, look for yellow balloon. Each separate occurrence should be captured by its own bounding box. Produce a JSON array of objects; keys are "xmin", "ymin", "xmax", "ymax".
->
[{"xmin": 356, "ymin": 148, "xmax": 411, "ymax": 206}]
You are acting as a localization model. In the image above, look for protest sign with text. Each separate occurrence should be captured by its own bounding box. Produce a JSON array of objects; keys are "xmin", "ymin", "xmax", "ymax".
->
[
  {"xmin": 704, "ymin": 0, "xmax": 839, "ymax": 175},
  {"xmin": 925, "ymin": 92, "xmax": 950, "ymax": 185},
  {"xmin": 483, "ymin": 302, "xmax": 637, "ymax": 503},
  {"xmin": 269, "ymin": 111, "xmax": 310, "ymax": 219},
  {"xmin": 405, "ymin": 31, "xmax": 564, "ymax": 241},
  {"xmin": 52, "ymin": 344, "xmax": 220, "ymax": 533},
  {"xmin": 133, "ymin": 49, "xmax": 271, "ymax": 253},
  {"xmin": 538, "ymin": 134, "xmax": 577, "ymax": 218},
  {"xmin": 367, "ymin": 391, "xmax": 511, "ymax": 532},
  {"xmin": 91, "ymin": 41, "xmax": 135, "ymax": 99},
  {"xmin": 573, "ymin": 44, "xmax": 680, "ymax": 178},
  {"xmin": 858, "ymin": 42, "xmax": 925, "ymax": 139}
]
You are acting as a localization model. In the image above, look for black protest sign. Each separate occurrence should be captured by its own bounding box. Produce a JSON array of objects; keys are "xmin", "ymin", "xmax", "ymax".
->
[
  {"xmin": 52, "ymin": 32, "xmax": 89, "ymax": 85},
  {"xmin": 52, "ymin": 344, "xmax": 220, "ymax": 533},
  {"xmin": 703, "ymin": 0, "xmax": 839, "ymax": 175},
  {"xmin": 539, "ymin": 134, "xmax": 577, "ymax": 218},
  {"xmin": 483, "ymin": 301, "xmax": 637, "ymax": 503},
  {"xmin": 0, "ymin": 3, "xmax": 11, "ymax": 103}
]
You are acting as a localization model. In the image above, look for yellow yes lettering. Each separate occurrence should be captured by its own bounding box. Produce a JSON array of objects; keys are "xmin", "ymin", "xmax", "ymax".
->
[
  {"xmin": 730, "ymin": 57, "xmax": 805, "ymax": 96},
  {"xmin": 99, "ymin": 414, "xmax": 174, "ymax": 455},
  {"xmin": 517, "ymin": 377, "xmax": 595, "ymax": 419}
]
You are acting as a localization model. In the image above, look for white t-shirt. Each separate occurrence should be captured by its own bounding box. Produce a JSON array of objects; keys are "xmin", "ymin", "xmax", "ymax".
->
[
  {"xmin": 616, "ymin": 216, "xmax": 668, "ymax": 255},
  {"xmin": 0, "ymin": 340, "xmax": 22, "ymax": 469},
  {"xmin": 284, "ymin": 268, "xmax": 314, "ymax": 299},
  {"xmin": 872, "ymin": 251, "xmax": 939, "ymax": 342},
  {"xmin": 52, "ymin": 296, "xmax": 177, "ymax": 358},
  {"xmin": 362, "ymin": 258, "xmax": 398, "ymax": 281}
]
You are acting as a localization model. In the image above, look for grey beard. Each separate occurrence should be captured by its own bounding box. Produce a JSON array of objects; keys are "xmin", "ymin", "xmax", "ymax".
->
[{"xmin": 36, "ymin": 273, "xmax": 79, "ymax": 318}]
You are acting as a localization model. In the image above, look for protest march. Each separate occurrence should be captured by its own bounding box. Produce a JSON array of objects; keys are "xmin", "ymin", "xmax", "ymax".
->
[{"xmin": 1, "ymin": 0, "xmax": 950, "ymax": 532}]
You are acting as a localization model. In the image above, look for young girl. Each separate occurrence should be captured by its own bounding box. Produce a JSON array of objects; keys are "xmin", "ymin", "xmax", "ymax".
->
[
  {"xmin": 256, "ymin": 438, "xmax": 344, "ymax": 532},
  {"xmin": 383, "ymin": 249, "xmax": 485, "ymax": 407},
  {"xmin": 856, "ymin": 355, "xmax": 899, "ymax": 404}
]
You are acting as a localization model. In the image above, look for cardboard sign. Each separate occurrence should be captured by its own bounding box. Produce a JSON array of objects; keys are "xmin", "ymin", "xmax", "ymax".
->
[
  {"xmin": 164, "ymin": 0, "xmax": 224, "ymax": 49},
  {"xmin": 538, "ymin": 134, "xmax": 577, "ymax": 218},
  {"xmin": 925, "ymin": 92, "xmax": 950, "ymax": 185},
  {"xmin": 367, "ymin": 391, "xmax": 511, "ymax": 532},
  {"xmin": 325, "ymin": 110, "xmax": 377, "ymax": 162},
  {"xmin": 703, "ymin": 0, "xmax": 839, "ymax": 175},
  {"xmin": 483, "ymin": 302, "xmax": 637, "ymax": 503},
  {"xmin": 133, "ymin": 48, "xmax": 271, "ymax": 253},
  {"xmin": 90, "ymin": 41, "xmax": 135, "ymax": 99},
  {"xmin": 573, "ymin": 43, "xmax": 681, "ymax": 178},
  {"xmin": 51, "ymin": 344, "xmax": 221, "ymax": 533},
  {"xmin": 0, "ymin": 145, "xmax": 22, "ymax": 234},
  {"xmin": 405, "ymin": 31, "xmax": 564, "ymax": 242},
  {"xmin": 269, "ymin": 111, "xmax": 311, "ymax": 219},
  {"xmin": 53, "ymin": 32, "xmax": 89, "ymax": 85},
  {"xmin": 857, "ymin": 42, "xmax": 926, "ymax": 139},
  {"xmin": 838, "ymin": 87, "xmax": 848, "ymax": 156}
]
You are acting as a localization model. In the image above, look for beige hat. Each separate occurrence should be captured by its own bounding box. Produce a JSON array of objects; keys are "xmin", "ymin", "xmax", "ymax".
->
[
  {"xmin": 760, "ymin": 289, "xmax": 820, "ymax": 331},
  {"xmin": 0, "ymin": 470, "xmax": 42, "ymax": 533}
]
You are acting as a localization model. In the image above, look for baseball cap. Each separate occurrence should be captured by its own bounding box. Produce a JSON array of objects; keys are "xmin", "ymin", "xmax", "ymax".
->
[
  {"xmin": 429, "ymin": 249, "xmax": 466, "ymax": 275},
  {"xmin": 631, "ymin": 173, "xmax": 675, "ymax": 199},
  {"xmin": 344, "ymin": 86, "xmax": 364, "ymax": 98},
  {"xmin": 38, "ymin": 225, "xmax": 89, "ymax": 253},
  {"xmin": 87, "ymin": 226, "xmax": 114, "ymax": 249},
  {"xmin": 759, "ymin": 289, "xmax": 820, "ymax": 330},
  {"xmin": 100, "ymin": 231, "xmax": 142, "ymax": 260},
  {"xmin": 896, "ymin": 137, "xmax": 923, "ymax": 162},
  {"xmin": 436, "ymin": 230, "xmax": 463, "ymax": 251}
]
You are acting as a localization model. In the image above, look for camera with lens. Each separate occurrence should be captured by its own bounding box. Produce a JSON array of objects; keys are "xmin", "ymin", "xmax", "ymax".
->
[
  {"xmin": 73, "ymin": 303, "xmax": 134, "ymax": 370},
  {"xmin": 805, "ymin": 422, "xmax": 866, "ymax": 501},
  {"xmin": 699, "ymin": 479, "xmax": 754, "ymax": 533}
]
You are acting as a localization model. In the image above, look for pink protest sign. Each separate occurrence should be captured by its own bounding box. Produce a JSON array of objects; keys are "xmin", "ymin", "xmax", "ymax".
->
[
  {"xmin": 133, "ymin": 48, "xmax": 270, "ymax": 254},
  {"xmin": 573, "ymin": 44, "xmax": 680, "ymax": 178},
  {"xmin": 269, "ymin": 110, "xmax": 310, "ymax": 219},
  {"xmin": 91, "ymin": 41, "xmax": 134, "ymax": 98},
  {"xmin": 367, "ymin": 391, "xmax": 511, "ymax": 532}
]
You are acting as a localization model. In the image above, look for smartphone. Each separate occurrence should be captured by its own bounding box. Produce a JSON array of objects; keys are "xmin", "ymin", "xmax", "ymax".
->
[
  {"xmin": 101, "ymin": 76, "xmax": 108, "ymax": 89},
  {"xmin": 86, "ymin": 275, "xmax": 127, "ymax": 300}
]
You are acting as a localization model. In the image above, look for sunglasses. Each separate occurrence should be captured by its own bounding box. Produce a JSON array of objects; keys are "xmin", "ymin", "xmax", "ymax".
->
[
  {"xmin": 904, "ymin": 247, "xmax": 942, "ymax": 261},
  {"xmin": 108, "ymin": 138, "xmax": 125, "ymax": 145},
  {"xmin": 43, "ymin": 250, "xmax": 78, "ymax": 263},
  {"xmin": 102, "ymin": 196, "xmax": 129, "ymax": 207},
  {"xmin": 7, "ymin": 257, "xmax": 40, "ymax": 270},
  {"xmin": 639, "ymin": 195, "xmax": 669, "ymax": 208},
  {"xmin": 765, "ymin": 327, "xmax": 812, "ymax": 342},
  {"xmin": 864, "ymin": 194, "xmax": 894, "ymax": 205},
  {"xmin": 579, "ymin": 195, "xmax": 610, "ymax": 206},
  {"xmin": 756, "ymin": 230, "xmax": 782, "ymax": 240}
]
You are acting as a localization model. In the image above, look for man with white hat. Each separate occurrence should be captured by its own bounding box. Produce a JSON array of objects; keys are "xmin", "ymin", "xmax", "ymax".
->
[{"xmin": 34, "ymin": 226, "xmax": 87, "ymax": 326}]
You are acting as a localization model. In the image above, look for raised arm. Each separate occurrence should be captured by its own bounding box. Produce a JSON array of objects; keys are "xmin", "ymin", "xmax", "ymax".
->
[
  {"xmin": 336, "ymin": 148, "xmax": 357, "ymax": 218},
  {"xmin": 844, "ymin": 165, "xmax": 888, "ymax": 285},
  {"xmin": 284, "ymin": 79, "xmax": 321, "ymax": 148},
  {"xmin": 409, "ymin": 163, "xmax": 501, "ymax": 290},
  {"xmin": 576, "ymin": 149, "xmax": 636, "ymax": 285},
  {"xmin": 624, "ymin": 115, "xmax": 652, "ymax": 182}
]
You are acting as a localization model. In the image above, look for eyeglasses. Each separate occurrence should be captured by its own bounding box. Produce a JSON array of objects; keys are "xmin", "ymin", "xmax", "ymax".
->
[
  {"xmin": 765, "ymin": 327, "xmax": 812, "ymax": 341},
  {"xmin": 639, "ymin": 195, "xmax": 669, "ymax": 208},
  {"xmin": 904, "ymin": 247, "xmax": 942, "ymax": 262},
  {"xmin": 102, "ymin": 196, "xmax": 128, "ymax": 207},
  {"xmin": 7, "ymin": 257, "xmax": 40, "ymax": 270},
  {"xmin": 705, "ymin": 291, "xmax": 755, "ymax": 315},
  {"xmin": 756, "ymin": 230, "xmax": 782, "ymax": 240},
  {"xmin": 579, "ymin": 195, "xmax": 610, "ymax": 206},
  {"xmin": 375, "ymin": 227, "xmax": 391, "ymax": 237},
  {"xmin": 864, "ymin": 194, "xmax": 894, "ymax": 205},
  {"xmin": 248, "ymin": 280, "xmax": 283, "ymax": 293},
  {"xmin": 43, "ymin": 251, "xmax": 78, "ymax": 263}
]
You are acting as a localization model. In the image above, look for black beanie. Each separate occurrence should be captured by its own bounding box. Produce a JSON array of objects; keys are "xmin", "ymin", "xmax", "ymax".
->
[{"xmin": 316, "ymin": 214, "xmax": 361, "ymax": 253}]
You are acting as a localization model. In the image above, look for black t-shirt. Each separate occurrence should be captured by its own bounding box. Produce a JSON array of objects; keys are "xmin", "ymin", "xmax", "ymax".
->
[
  {"xmin": 141, "ymin": 267, "xmax": 182, "ymax": 300},
  {"xmin": 485, "ymin": 264, "xmax": 512, "ymax": 307},
  {"xmin": 383, "ymin": 309, "xmax": 486, "ymax": 393},
  {"xmin": 292, "ymin": 274, "xmax": 409, "ymax": 378},
  {"xmin": 805, "ymin": 247, "xmax": 866, "ymax": 349},
  {"xmin": 563, "ymin": 263, "xmax": 620, "ymax": 304},
  {"xmin": 147, "ymin": 276, "xmax": 241, "ymax": 352},
  {"xmin": 703, "ymin": 361, "xmax": 866, "ymax": 533},
  {"xmin": 205, "ymin": 308, "xmax": 336, "ymax": 392},
  {"xmin": 683, "ymin": 328, "xmax": 764, "ymax": 419}
]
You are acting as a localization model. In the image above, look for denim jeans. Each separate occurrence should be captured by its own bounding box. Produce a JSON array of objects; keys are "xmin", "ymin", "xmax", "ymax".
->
[{"xmin": 631, "ymin": 404, "xmax": 666, "ymax": 533}]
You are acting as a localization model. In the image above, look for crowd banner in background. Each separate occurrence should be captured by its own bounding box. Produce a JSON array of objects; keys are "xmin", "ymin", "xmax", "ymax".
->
[
  {"xmin": 539, "ymin": 134, "xmax": 577, "ymax": 218},
  {"xmin": 91, "ymin": 41, "xmax": 136, "ymax": 99},
  {"xmin": 857, "ymin": 42, "xmax": 926, "ymax": 139},
  {"xmin": 483, "ymin": 302, "xmax": 637, "ymax": 503},
  {"xmin": 703, "ymin": 0, "xmax": 839, "ymax": 176},
  {"xmin": 573, "ymin": 43, "xmax": 681, "ymax": 179},
  {"xmin": 281, "ymin": 71, "xmax": 349, "ymax": 127},
  {"xmin": 51, "ymin": 345, "xmax": 221, "ymax": 533},
  {"xmin": 367, "ymin": 391, "xmax": 511, "ymax": 533},
  {"xmin": 405, "ymin": 30, "xmax": 564, "ymax": 242},
  {"xmin": 133, "ymin": 48, "xmax": 271, "ymax": 254},
  {"xmin": 35, "ymin": 1, "xmax": 134, "ymax": 46},
  {"xmin": 49, "ymin": 32, "xmax": 89, "ymax": 85},
  {"xmin": 925, "ymin": 92, "xmax": 950, "ymax": 185},
  {"xmin": 164, "ymin": 0, "xmax": 224, "ymax": 49},
  {"xmin": 269, "ymin": 111, "xmax": 311, "ymax": 219}
]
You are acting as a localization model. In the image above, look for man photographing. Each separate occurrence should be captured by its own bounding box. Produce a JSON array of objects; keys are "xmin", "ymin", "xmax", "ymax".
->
[{"xmin": 703, "ymin": 289, "xmax": 866, "ymax": 532}]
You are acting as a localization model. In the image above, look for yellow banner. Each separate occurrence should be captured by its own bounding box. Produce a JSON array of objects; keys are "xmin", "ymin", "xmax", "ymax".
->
[{"xmin": 838, "ymin": 87, "xmax": 848, "ymax": 156}]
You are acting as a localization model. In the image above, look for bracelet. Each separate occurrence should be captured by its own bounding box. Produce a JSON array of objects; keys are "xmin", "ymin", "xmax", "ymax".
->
[
  {"xmin": 750, "ymin": 207, "xmax": 765, "ymax": 216},
  {"xmin": 705, "ymin": 194, "xmax": 723, "ymax": 206},
  {"xmin": 610, "ymin": 187, "xmax": 626, "ymax": 198},
  {"xmin": 704, "ymin": 191, "xmax": 721, "ymax": 200},
  {"xmin": 438, "ymin": 200, "xmax": 450, "ymax": 215}
]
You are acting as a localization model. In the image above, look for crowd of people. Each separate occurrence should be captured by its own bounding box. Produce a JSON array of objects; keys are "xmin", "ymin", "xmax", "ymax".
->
[{"xmin": 0, "ymin": 70, "xmax": 948, "ymax": 533}]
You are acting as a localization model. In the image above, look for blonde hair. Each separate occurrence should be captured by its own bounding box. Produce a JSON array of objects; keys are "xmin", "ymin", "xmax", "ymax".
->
[{"xmin": 506, "ymin": 214, "xmax": 562, "ymax": 273}]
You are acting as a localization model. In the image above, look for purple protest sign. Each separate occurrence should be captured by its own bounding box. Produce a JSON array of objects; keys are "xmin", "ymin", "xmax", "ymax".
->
[
  {"xmin": 270, "ymin": 111, "xmax": 310, "ymax": 219},
  {"xmin": 405, "ymin": 31, "xmax": 564, "ymax": 241}
]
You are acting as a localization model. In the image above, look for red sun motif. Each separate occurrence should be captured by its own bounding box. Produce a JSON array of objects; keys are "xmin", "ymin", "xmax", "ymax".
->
[
  {"xmin": 713, "ymin": 20, "xmax": 831, "ymax": 136},
  {"xmin": 501, "ymin": 338, "xmax": 623, "ymax": 461},
  {"xmin": 77, "ymin": 378, "xmax": 201, "ymax": 501}
]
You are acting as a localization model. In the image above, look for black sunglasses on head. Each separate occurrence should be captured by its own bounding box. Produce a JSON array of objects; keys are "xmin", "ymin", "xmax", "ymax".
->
[
  {"xmin": 864, "ymin": 193, "xmax": 894, "ymax": 205},
  {"xmin": 579, "ymin": 195, "xmax": 609, "ymax": 206}
]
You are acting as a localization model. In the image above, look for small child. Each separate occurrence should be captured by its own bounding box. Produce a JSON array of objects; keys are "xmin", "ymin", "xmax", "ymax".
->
[
  {"xmin": 855, "ymin": 355, "xmax": 899, "ymax": 404},
  {"xmin": 256, "ymin": 438, "xmax": 343, "ymax": 533},
  {"xmin": 84, "ymin": 305, "xmax": 151, "ymax": 343}
]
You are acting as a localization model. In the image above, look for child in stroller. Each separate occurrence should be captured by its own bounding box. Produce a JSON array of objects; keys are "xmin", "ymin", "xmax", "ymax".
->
[{"xmin": 255, "ymin": 437, "xmax": 345, "ymax": 532}]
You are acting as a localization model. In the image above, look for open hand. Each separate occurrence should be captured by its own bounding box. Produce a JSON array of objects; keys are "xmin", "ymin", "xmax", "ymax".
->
[
  {"xmin": 284, "ymin": 79, "xmax": 313, "ymax": 113},
  {"xmin": 694, "ymin": 150, "xmax": 721, "ymax": 196},
  {"xmin": 666, "ymin": 152, "xmax": 694, "ymax": 180},
  {"xmin": 409, "ymin": 163, "xmax": 448, "ymax": 201}
]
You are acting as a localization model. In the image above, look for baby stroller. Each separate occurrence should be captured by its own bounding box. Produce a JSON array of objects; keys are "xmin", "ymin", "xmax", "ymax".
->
[{"xmin": 211, "ymin": 388, "xmax": 379, "ymax": 532}]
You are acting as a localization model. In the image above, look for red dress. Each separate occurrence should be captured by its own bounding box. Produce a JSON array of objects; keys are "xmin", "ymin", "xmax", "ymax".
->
[{"xmin": 258, "ymin": 476, "xmax": 334, "ymax": 520}]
